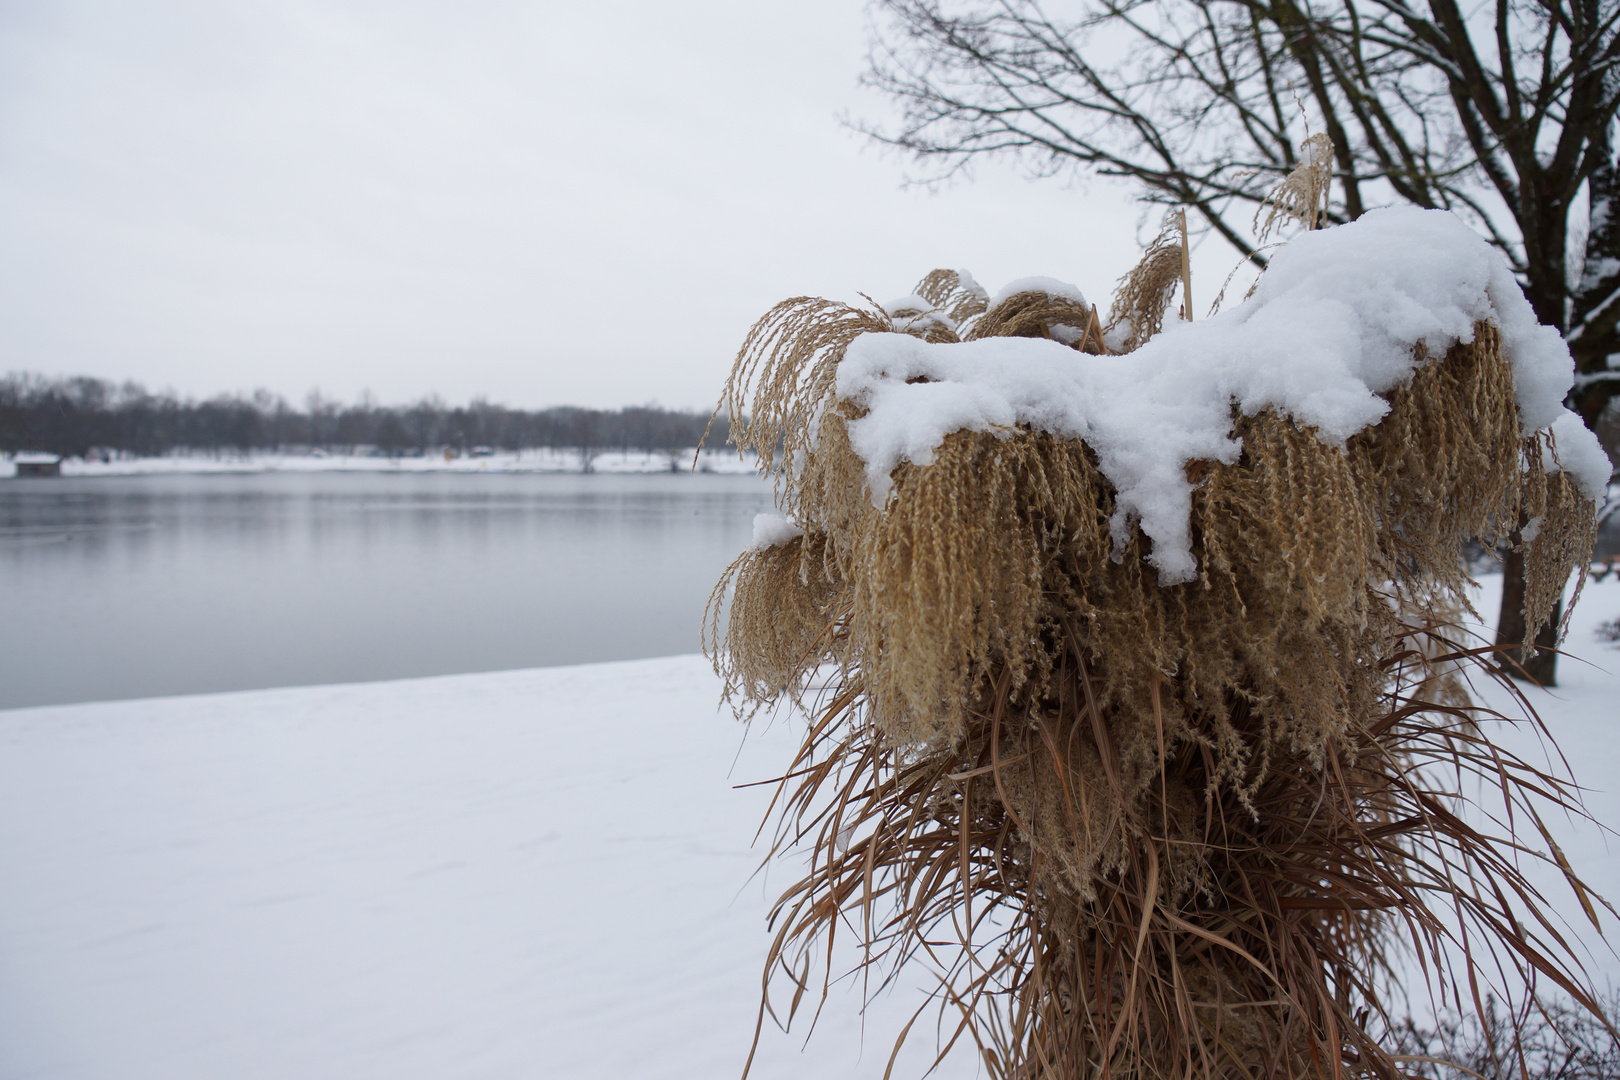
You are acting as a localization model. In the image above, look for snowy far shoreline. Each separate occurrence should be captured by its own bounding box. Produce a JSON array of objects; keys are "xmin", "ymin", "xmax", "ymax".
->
[
  {"xmin": 1, "ymin": 447, "xmax": 762, "ymax": 479},
  {"xmin": 0, "ymin": 574, "xmax": 1616, "ymax": 1080}
]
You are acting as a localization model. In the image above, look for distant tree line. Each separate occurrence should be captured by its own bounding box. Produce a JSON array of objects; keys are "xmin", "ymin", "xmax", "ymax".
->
[{"xmin": 0, "ymin": 373, "xmax": 732, "ymax": 464}]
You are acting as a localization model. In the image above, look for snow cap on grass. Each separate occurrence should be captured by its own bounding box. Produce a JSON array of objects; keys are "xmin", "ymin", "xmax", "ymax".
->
[
  {"xmin": 880, "ymin": 295, "xmax": 933, "ymax": 315},
  {"xmin": 880, "ymin": 294, "xmax": 957, "ymax": 337},
  {"xmin": 1545, "ymin": 410, "xmax": 1614, "ymax": 500},
  {"xmin": 954, "ymin": 269, "xmax": 988, "ymax": 301},
  {"xmin": 989, "ymin": 276, "xmax": 1087, "ymax": 308},
  {"xmin": 750, "ymin": 512, "xmax": 803, "ymax": 552},
  {"xmin": 835, "ymin": 207, "xmax": 1605, "ymax": 582}
]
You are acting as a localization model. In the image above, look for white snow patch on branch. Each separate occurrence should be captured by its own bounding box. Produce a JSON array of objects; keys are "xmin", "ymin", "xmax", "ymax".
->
[{"xmin": 831, "ymin": 208, "xmax": 1608, "ymax": 584}]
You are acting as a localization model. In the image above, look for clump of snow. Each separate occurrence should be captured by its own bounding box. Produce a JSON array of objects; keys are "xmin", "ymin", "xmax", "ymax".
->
[
  {"xmin": 989, "ymin": 276, "xmax": 1087, "ymax": 309},
  {"xmin": 1544, "ymin": 410, "xmax": 1614, "ymax": 499},
  {"xmin": 750, "ymin": 512, "xmax": 803, "ymax": 551},
  {"xmin": 881, "ymin": 295, "xmax": 933, "ymax": 316},
  {"xmin": 954, "ymin": 269, "xmax": 988, "ymax": 301},
  {"xmin": 881, "ymin": 295, "xmax": 956, "ymax": 336},
  {"xmin": 1048, "ymin": 323, "xmax": 1091, "ymax": 347},
  {"xmin": 1101, "ymin": 320, "xmax": 1133, "ymax": 354},
  {"xmin": 837, "ymin": 333, "xmax": 1241, "ymax": 583},
  {"xmin": 832, "ymin": 208, "xmax": 1607, "ymax": 583}
]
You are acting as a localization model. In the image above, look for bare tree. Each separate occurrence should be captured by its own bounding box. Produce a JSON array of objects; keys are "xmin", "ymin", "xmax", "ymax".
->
[
  {"xmin": 1392, "ymin": 993, "xmax": 1620, "ymax": 1079},
  {"xmin": 860, "ymin": 0, "xmax": 1620, "ymax": 681}
]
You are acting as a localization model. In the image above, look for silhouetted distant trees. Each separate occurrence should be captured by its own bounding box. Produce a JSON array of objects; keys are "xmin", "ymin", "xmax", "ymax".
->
[{"xmin": 0, "ymin": 373, "xmax": 731, "ymax": 461}]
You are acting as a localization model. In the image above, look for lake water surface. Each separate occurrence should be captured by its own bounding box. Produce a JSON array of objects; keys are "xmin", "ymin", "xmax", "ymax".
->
[{"xmin": 0, "ymin": 472, "xmax": 774, "ymax": 708}]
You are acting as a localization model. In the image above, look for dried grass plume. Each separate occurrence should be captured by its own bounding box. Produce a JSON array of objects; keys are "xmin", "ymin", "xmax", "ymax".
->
[
  {"xmin": 1257, "ymin": 132, "xmax": 1335, "ymax": 240},
  {"xmin": 705, "ymin": 240, "xmax": 1605, "ymax": 1080},
  {"xmin": 1104, "ymin": 218, "xmax": 1187, "ymax": 351}
]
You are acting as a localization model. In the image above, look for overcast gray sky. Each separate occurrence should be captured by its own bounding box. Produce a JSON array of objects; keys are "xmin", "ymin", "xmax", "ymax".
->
[{"xmin": 1, "ymin": 0, "xmax": 1175, "ymax": 410}]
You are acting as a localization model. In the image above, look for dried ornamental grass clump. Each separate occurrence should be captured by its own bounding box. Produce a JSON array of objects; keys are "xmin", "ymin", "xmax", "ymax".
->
[{"xmin": 705, "ymin": 207, "xmax": 1612, "ymax": 1080}]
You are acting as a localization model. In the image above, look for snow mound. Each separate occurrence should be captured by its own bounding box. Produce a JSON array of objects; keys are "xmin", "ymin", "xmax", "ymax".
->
[
  {"xmin": 953, "ymin": 268, "xmax": 988, "ymax": 301},
  {"xmin": 989, "ymin": 275, "xmax": 1087, "ymax": 308},
  {"xmin": 1547, "ymin": 410, "xmax": 1614, "ymax": 500},
  {"xmin": 880, "ymin": 295, "xmax": 957, "ymax": 336},
  {"xmin": 880, "ymin": 294, "xmax": 932, "ymax": 315},
  {"xmin": 833, "ymin": 207, "xmax": 1608, "ymax": 583},
  {"xmin": 750, "ymin": 512, "xmax": 802, "ymax": 551}
]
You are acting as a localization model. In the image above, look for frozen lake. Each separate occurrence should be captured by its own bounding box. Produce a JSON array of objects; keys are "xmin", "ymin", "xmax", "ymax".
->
[{"xmin": 0, "ymin": 470, "xmax": 774, "ymax": 708}]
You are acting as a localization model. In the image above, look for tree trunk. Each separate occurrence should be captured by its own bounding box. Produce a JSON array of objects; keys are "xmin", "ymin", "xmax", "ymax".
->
[
  {"xmin": 1494, "ymin": 544, "xmax": 1563, "ymax": 686},
  {"xmin": 1568, "ymin": 69, "xmax": 1620, "ymax": 430}
]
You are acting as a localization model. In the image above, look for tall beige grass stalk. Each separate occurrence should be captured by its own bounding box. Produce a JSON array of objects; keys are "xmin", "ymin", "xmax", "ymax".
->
[
  {"xmin": 1203, "ymin": 134, "xmax": 1337, "ymax": 319},
  {"xmin": 1257, "ymin": 133, "xmax": 1335, "ymax": 240},
  {"xmin": 1105, "ymin": 219, "xmax": 1187, "ymax": 351},
  {"xmin": 707, "ymin": 257, "xmax": 1604, "ymax": 1080}
]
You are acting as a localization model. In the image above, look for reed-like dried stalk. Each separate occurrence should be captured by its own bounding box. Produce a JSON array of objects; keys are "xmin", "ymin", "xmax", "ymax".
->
[
  {"xmin": 968, "ymin": 286, "xmax": 1104, "ymax": 352},
  {"xmin": 1105, "ymin": 219, "xmax": 1188, "ymax": 352},
  {"xmin": 1257, "ymin": 133, "xmax": 1335, "ymax": 240},
  {"xmin": 708, "ymin": 260, "xmax": 1604, "ymax": 1080},
  {"xmin": 914, "ymin": 268, "xmax": 991, "ymax": 327}
]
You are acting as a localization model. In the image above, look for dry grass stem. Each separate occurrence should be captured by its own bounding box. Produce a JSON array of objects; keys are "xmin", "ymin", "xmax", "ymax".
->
[
  {"xmin": 1257, "ymin": 133, "xmax": 1336, "ymax": 240},
  {"xmin": 1105, "ymin": 219, "xmax": 1188, "ymax": 352},
  {"xmin": 914, "ymin": 268, "xmax": 991, "ymax": 327},
  {"xmin": 1177, "ymin": 208, "xmax": 1193, "ymax": 320}
]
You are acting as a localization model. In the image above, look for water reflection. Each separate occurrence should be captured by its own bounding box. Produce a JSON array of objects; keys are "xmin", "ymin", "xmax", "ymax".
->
[{"xmin": 0, "ymin": 472, "xmax": 773, "ymax": 708}]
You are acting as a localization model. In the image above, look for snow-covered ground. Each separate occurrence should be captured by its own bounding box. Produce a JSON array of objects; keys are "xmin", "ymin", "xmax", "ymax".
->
[
  {"xmin": 0, "ymin": 448, "xmax": 759, "ymax": 479},
  {"xmin": 0, "ymin": 658, "xmax": 977, "ymax": 1080},
  {"xmin": 0, "ymin": 575, "xmax": 1615, "ymax": 1080},
  {"xmin": 1457, "ymin": 572, "xmax": 1620, "ymax": 1000}
]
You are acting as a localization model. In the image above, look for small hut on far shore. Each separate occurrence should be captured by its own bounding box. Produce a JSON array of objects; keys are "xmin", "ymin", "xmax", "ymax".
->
[{"xmin": 11, "ymin": 453, "xmax": 62, "ymax": 478}]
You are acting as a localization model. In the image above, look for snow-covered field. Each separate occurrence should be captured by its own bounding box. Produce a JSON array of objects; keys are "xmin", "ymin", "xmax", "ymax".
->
[
  {"xmin": 0, "ymin": 658, "xmax": 977, "ymax": 1080},
  {"xmin": 1462, "ymin": 574, "xmax": 1620, "ymax": 994},
  {"xmin": 1, "ymin": 448, "xmax": 759, "ymax": 479},
  {"xmin": 0, "ymin": 575, "xmax": 1615, "ymax": 1080}
]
